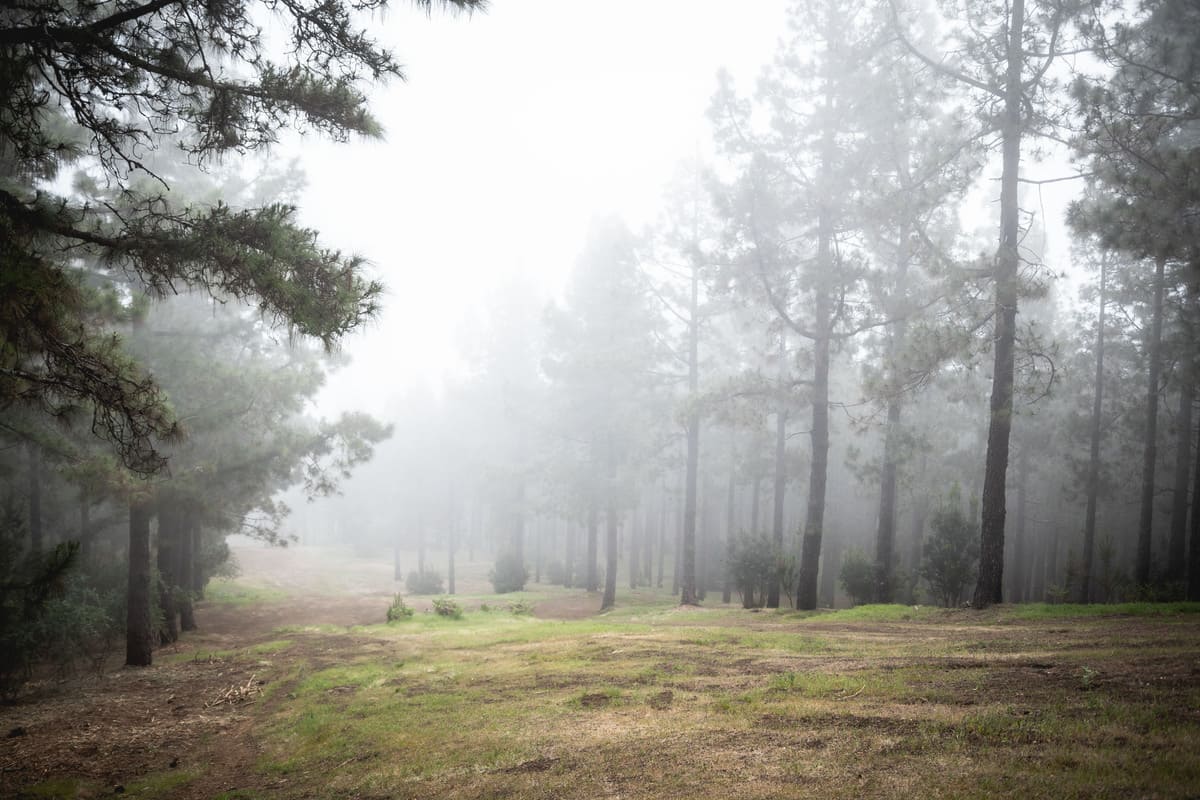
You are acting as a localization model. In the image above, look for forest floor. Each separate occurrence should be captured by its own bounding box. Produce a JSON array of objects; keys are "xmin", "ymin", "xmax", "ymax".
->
[{"xmin": 3, "ymin": 543, "xmax": 1200, "ymax": 799}]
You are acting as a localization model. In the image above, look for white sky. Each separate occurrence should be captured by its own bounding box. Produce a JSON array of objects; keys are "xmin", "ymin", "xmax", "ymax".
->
[{"xmin": 289, "ymin": 1, "xmax": 788, "ymax": 418}]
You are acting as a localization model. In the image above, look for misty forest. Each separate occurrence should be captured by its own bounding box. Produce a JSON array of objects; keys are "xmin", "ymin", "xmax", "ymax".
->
[{"xmin": 1, "ymin": 0, "xmax": 1199, "ymax": 797}]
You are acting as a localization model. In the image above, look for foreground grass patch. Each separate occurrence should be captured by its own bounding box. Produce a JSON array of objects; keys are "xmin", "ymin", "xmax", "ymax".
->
[{"xmin": 237, "ymin": 603, "xmax": 1200, "ymax": 798}]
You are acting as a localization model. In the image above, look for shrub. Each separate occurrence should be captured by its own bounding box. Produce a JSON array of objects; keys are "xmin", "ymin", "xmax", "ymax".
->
[
  {"xmin": 406, "ymin": 569, "xmax": 444, "ymax": 595},
  {"xmin": 386, "ymin": 594, "xmax": 414, "ymax": 622},
  {"xmin": 838, "ymin": 547, "xmax": 875, "ymax": 607},
  {"xmin": 508, "ymin": 600, "xmax": 534, "ymax": 616},
  {"xmin": 431, "ymin": 597, "xmax": 462, "ymax": 619},
  {"xmin": 726, "ymin": 533, "xmax": 779, "ymax": 608},
  {"xmin": 920, "ymin": 485, "xmax": 979, "ymax": 607},
  {"xmin": 489, "ymin": 550, "xmax": 528, "ymax": 594}
]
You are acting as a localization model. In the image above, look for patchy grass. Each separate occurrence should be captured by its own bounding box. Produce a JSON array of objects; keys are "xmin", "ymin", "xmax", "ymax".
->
[
  {"xmin": 204, "ymin": 578, "xmax": 289, "ymax": 606},
  {"xmin": 1000, "ymin": 601, "xmax": 1200, "ymax": 620},
  {"xmin": 236, "ymin": 603, "xmax": 1200, "ymax": 799}
]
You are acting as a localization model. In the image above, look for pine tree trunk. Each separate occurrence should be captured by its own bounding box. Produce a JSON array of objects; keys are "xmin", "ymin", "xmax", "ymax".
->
[
  {"xmin": 874, "ymin": 399, "xmax": 901, "ymax": 604},
  {"xmin": 796, "ymin": 269, "xmax": 832, "ymax": 610},
  {"xmin": 642, "ymin": 504, "xmax": 653, "ymax": 585},
  {"xmin": 680, "ymin": 270, "xmax": 701, "ymax": 605},
  {"xmin": 601, "ymin": 494, "xmax": 618, "ymax": 611},
  {"xmin": 156, "ymin": 497, "xmax": 179, "ymax": 645},
  {"xmin": 629, "ymin": 508, "xmax": 640, "ymax": 590},
  {"xmin": 973, "ymin": 0, "xmax": 1025, "ymax": 608},
  {"xmin": 657, "ymin": 481, "xmax": 667, "ymax": 588},
  {"xmin": 587, "ymin": 498, "xmax": 599, "ymax": 592},
  {"xmin": 723, "ymin": 451, "xmax": 736, "ymax": 604},
  {"xmin": 767, "ymin": 399, "xmax": 787, "ymax": 607},
  {"xmin": 1136, "ymin": 253, "xmax": 1167, "ymax": 587},
  {"xmin": 1188, "ymin": 411, "xmax": 1200, "ymax": 601},
  {"xmin": 126, "ymin": 498, "xmax": 154, "ymax": 667},
  {"xmin": 565, "ymin": 519, "xmax": 576, "ymax": 588},
  {"xmin": 179, "ymin": 517, "xmax": 197, "ymax": 632},
  {"xmin": 27, "ymin": 443, "xmax": 42, "ymax": 555},
  {"xmin": 874, "ymin": 214, "xmax": 910, "ymax": 604},
  {"xmin": 1080, "ymin": 255, "xmax": 1108, "ymax": 603},
  {"xmin": 1167, "ymin": 306, "xmax": 1194, "ymax": 585},
  {"xmin": 1010, "ymin": 449, "xmax": 1028, "ymax": 603},
  {"xmin": 448, "ymin": 508, "xmax": 457, "ymax": 595}
]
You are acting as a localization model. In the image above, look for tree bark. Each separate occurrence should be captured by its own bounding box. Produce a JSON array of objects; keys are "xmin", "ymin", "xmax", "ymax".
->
[
  {"xmin": 680, "ymin": 268, "xmax": 701, "ymax": 605},
  {"xmin": 564, "ymin": 519, "xmax": 576, "ymax": 588},
  {"xmin": 601, "ymin": 442, "xmax": 619, "ymax": 610},
  {"xmin": 629, "ymin": 508, "xmax": 640, "ymax": 589},
  {"xmin": 156, "ymin": 495, "xmax": 180, "ymax": 645},
  {"xmin": 723, "ymin": 448, "xmax": 736, "ymax": 604},
  {"xmin": 1188, "ymin": 405, "xmax": 1200, "ymax": 601},
  {"xmin": 1080, "ymin": 254, "xmax": 1108, "ymax": 603},
  {"xmin": 179, "ymin": 516, "xmax": 197, "ymax": 632},
  {"xmin": 586, "ymin": 497, "xmax": 599, "ymax": 592},
  {"xmin": 796, "ymin": 223, "xmax": 833, "ymax": 611},
  {"xmin": 126, "ymin": 498, "xmax": 154, "ymax": 667},
  {"xmin": 973, "ymin": 0, "xmax": 1025, "ymax": 608},
  {"xmin": 1136, "ymin": 253, "xmax": 1167, "ymax": 587},
  {"xmin": 657, "ymin": 479, "xmax": 667, "ymax": 588},
  {"xmin": 768, "ymin": 333, "xmax": 788, "ymax": 608},
  {"xmin": 27, "ymin": 442, "xmax": 42, "ymax": 555},
  {"xmin": 1167, "ymin": 298, "xmax": 1194, "ymax": 584}
]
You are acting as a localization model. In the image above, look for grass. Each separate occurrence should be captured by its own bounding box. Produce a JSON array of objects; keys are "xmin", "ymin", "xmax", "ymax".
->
[
  {"xmin": 229, "ymin": 598, "xmax": 1200, "ymax": 798},
  {"xmin": 204, "ymin": 578, "xmax": 289, "ymax": 606}
]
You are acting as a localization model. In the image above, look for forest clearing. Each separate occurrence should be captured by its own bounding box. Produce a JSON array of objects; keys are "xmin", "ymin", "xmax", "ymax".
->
[{"xmin": 3, "ymin": 544, "xmax": 1199, "ymax": 800}]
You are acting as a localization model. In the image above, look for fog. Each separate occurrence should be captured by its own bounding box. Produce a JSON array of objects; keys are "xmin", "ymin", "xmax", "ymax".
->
[{"xmin": 3, "ymin": 0, "xmax": 1197, "ymax": 653}]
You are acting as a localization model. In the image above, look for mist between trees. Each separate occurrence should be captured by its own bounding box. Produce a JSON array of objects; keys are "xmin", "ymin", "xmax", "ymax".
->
[{"xmin": 1, "ymin": 0, "xmax": 1198, "ymax": 689}]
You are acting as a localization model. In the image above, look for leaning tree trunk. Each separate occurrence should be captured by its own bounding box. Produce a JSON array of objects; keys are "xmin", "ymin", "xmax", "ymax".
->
[
  {"xmin": 126, "ymin": 498, "xmax": 154, "ymax": 667},
  {"xmin": 1136, "ymin": 253, "xmax": 1167, "ymax": 587},
  {"xmin": 1167, "ymin": 283, "xmax": 1195, "ymax": 585},
  {"xmin": 973, "ymin": 0, "xmax": 1025, "ymax": 608}
]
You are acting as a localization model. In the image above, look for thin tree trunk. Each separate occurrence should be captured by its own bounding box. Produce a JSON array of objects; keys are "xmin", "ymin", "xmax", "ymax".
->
[
  {"xmin": 27, "ymin": 443, "xmax": 42, "ymax": 555},
  {"xmin": 156, "ymin": 498, "xmax": 179, "ymax": 646},
  {"xmin": 586, "ymin": 496, "xmax": 599, "ymax": 592},
  {"xmin": 973, "ymin": 0, "xmax": 1025, "ymax": 608},
  {"xmin": 657, "ymin": 479, "xmax": 668, "ymax": 588},
  {"xmin": 767, "ymin": 375, "xmax": 788, "ymax": 608},
  {"xmin": 723, "ymin": 449, "xmax": 736, "ymax": 604},
  {"xmin": 565, "ymin": 519, "xmax": 576, "ymax": 588},
  {"xmin": 126, "ymin": 498, "xmax": 154, "ymax": 667},
  {"xmin": 179, "ymin": 517, "xmax": 197, "ymax": 632},
  {"xmin": 629, "ymin": 508, "xmax": 640, "ymax": 590},
  {"xmin": 680, "ymin": 269, "xmax": 701, "ymax": 605},
  {"xmin": 601, "ymin": 435, "xmax": 619, "ymax": 610},
  {"xmin": 1011, "ymin": 449, "xmax": 1028, "ymax": 603},
  {"xmin": 448, "ymin": 507, "xmax": 457, "ymax": 595},
  {"xmin": 1188, "ymin": 407, "xmax": 1200, "ymax": 601},
  {"xmin": 1167, "ymin": 302, "xmax": 1194, "ymax": 584},
  {"xmin": 1136, "ymin": 253, "xmax": 1167, "ymax": 587},
  {"xmin": 1080, "ymin": 254, "xmax": 1108, "ymax": 603},
  {"xmin": 642, "ymin": 503, "xmax": 653, "ymax": 585}
]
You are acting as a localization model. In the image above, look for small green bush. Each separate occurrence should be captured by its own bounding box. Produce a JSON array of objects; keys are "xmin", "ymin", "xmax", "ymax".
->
[
  {"xmin": 838, "ymin": 547, "xmax": 875, "ymax": 607},
  {"xmin": 489, "ymin": 550, "xmax": 528, "ymax": 593},
  {"xmin": 386, "ymin": 594, "xmax": 414, "ymax": 622},
  {"xmin": 508, "ymin": 600, "xmax": 533, "ymax": 616},
  {"xmin": 431, "ymin": 597, "xmax": 462, "ymax": 619},
  {"xmin": 406, "ymin": 569, "xmax": 444, "ymax": 595}
]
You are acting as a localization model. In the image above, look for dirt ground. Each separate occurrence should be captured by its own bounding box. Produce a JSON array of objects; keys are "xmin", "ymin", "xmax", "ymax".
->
[{"xmin": 2, "ymin": 543, "xmax": 1199, "ymax": 799}]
